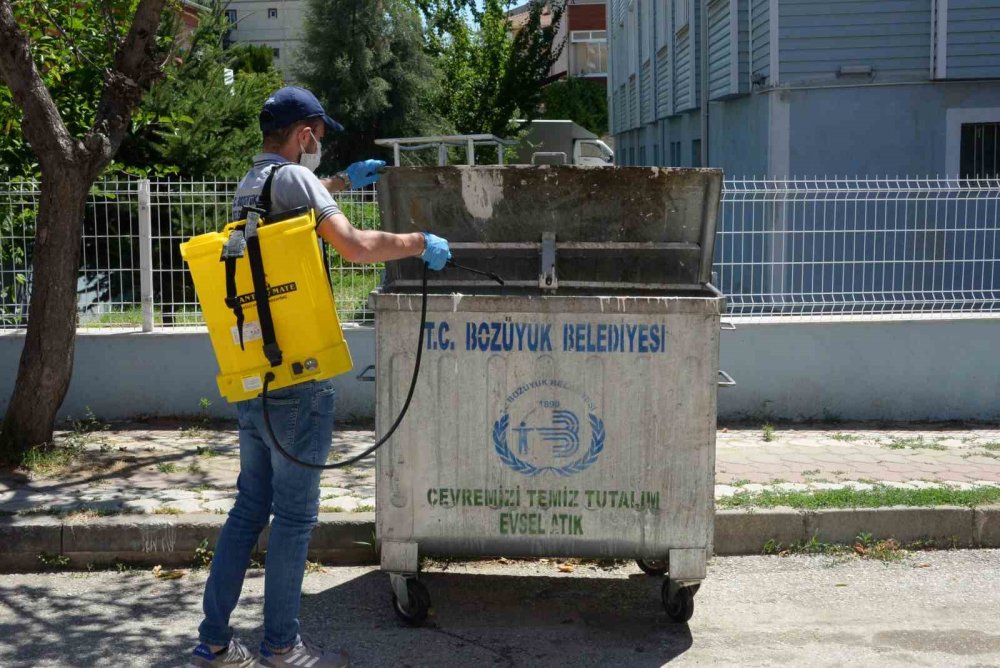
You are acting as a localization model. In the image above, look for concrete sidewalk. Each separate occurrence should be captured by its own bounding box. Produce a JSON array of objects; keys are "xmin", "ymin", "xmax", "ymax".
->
[
  {"xmin": 2, "ymin": 421, "xmax": 998, "ymax": 517},
  {"xmin": 1, "ymin": 421, "xmax": 999, "ymax": 571}
]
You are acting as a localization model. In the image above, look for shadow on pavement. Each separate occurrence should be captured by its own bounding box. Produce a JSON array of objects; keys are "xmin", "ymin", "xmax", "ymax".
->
[
  {"xmin": 0, "ymin": 568, "xmax": 693, "ymax": 667},
  {"xmin": 296, "ymin": 570, "xmax": 694, "ymax": 667}
]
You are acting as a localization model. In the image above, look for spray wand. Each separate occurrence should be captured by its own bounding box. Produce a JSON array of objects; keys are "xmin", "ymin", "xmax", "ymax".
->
[{"xmin": 264, "ymin": 259, "xmax": 503, "ymax": 470}]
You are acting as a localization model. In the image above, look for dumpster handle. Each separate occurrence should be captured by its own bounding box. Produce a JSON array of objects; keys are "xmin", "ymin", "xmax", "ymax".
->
[{"xmin": 718, "ymin": 370, "xmax": 736, "ymax": 388}]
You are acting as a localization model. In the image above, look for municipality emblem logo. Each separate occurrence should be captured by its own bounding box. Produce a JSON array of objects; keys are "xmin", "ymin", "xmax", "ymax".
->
[{"xmin": 492, "ymin": 379, "xmax": 605, "ymax": 477}]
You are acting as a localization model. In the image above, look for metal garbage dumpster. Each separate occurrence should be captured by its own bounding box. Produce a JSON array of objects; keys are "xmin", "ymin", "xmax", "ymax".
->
[{"xmin": 372, "ymin": 166, "xmax": 726, "ymax": 625}]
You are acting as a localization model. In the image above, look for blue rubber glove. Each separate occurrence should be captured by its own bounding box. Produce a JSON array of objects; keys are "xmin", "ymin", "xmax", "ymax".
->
[
  {"xmin": 346, "ymin": 159, "xmax": 386, "ymax": 189},
  {"xmin": 420, "ymin": 232, "xmax": 451, "ymax": 271}
]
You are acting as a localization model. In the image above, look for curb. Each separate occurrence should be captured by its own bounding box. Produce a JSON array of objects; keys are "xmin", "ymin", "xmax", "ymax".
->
[{"xmin": 2, "ymin": 507, "xmax": 998, "ymax": 573}]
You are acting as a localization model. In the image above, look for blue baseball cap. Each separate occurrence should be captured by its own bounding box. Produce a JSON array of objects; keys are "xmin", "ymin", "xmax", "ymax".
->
[{"xmin": 259, "ymin": 86, "xmax": 344, "ymax": 134}]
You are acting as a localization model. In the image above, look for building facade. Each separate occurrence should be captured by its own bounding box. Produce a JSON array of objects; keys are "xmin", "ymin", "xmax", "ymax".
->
[
  {"xmin": 223, "ymin": 0, "xmax": 308, "ymax": 81},
  {"xmin": 609, "ymin": 0, "xmax": 1000, "ymax": 177},
  {"xmin": 510, "ymin": 1, "xmax": 610, "ymax": 84}
]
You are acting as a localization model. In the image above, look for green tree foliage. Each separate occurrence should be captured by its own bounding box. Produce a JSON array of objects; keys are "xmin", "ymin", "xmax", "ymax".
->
[
  {"xmin": 297, "ymin": 0, "xmax": 443, "ymax": 167},
  {"xmin": 541, "ymin": 77, "xmax": 609, "ymax": 136},
  {"xmin": 434, "ymin": 0, "xmax": 565, "ymax": 137},
  {"xmin": 116, "ymin": 2, "xmax": 284, "ymax": 178},
  {"xmin": 0, "ymin": 0, "xmax": 140, "ymax": 180},
  {"xmin": 226, "ymin": 42, "xmax": 276, "ymax": 75}
]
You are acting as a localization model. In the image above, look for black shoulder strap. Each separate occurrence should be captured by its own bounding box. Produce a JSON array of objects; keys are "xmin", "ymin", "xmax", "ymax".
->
[
  {"xmin": 222, "ymin": 161, "xmax": 290, "ymax": 365},
  {"xmin": 245, "ymin": 162, "xmax": 290, "ymax": 368},
  {"xmin": 257, "ymin": 162, "xmax": 290, "ymax": 217},
  {"xmin": 245, "ymin": 212, "xmax": 282, "ymax": 368}
]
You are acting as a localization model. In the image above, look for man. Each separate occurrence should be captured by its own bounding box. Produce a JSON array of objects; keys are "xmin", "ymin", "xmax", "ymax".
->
[{"xmin": 189, "ymin": 86, "xmax": 450, "ymax": 668}]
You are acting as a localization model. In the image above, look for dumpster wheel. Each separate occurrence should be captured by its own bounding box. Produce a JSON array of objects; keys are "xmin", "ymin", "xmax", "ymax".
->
[
  {"xmin": 392, "ymin": 579, "xmax": 431, "ymax": 626},
  {"xmin": 636, "ymin": 559, "xmax": 668, "ymax": 576},
  {"xmin": 661, "ymin": 580, "xmax": 696, "ymax": 623}
]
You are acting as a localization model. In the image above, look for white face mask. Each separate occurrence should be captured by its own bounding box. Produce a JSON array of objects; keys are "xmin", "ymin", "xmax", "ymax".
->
[{"xmin": 298, "ymin": 129, "xmax": 322, "ymax": 172}]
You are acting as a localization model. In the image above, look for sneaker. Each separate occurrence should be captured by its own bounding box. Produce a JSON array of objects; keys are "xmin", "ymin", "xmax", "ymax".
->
[
  {"xmin": 256, "ymin": 638, "xmax": 350, "ymax": 668},
  {"xmin": 189, "ymin": 640, "xmax": 256, "ymax": 667}
]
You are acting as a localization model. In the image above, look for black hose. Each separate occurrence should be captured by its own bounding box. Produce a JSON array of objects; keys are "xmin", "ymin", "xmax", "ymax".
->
[{"xmin": 261, "ymin": 264, "xmax": 430, "ymax": 470}]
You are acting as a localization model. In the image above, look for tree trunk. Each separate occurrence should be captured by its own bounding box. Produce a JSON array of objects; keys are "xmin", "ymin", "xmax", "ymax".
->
[{"xmin": 0, "ymin": 168, "xmax": 90, "ymax": 460}]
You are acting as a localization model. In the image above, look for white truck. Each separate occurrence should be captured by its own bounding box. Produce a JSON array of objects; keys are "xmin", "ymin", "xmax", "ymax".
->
[{"xmin": 515, "ymin": 119, "xmax": 615, "ymax": 167}]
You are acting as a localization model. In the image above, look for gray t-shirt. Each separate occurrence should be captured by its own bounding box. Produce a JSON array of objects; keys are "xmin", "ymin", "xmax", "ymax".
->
[{"xmin": 231, "ymin": 153, "xmax": 342, "ymax": 223}]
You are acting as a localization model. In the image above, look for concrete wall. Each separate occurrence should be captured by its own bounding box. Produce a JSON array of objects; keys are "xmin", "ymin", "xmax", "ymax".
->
[
  {"xmin": 0, "ymin": 326, "xmax": 375, "ymax": 423},
  {"xmin": 2, "ymin": 318, "xmax": 999, "ymax": 424},
  {"xmin": 718, "ymin": 317, "xmax": 1000, "ymax": 421}
]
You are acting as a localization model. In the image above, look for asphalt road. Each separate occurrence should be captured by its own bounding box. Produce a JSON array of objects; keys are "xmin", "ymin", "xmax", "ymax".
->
[{"xmin": 1, "ymin": 551, "xmax": 998, "ymax": 667}]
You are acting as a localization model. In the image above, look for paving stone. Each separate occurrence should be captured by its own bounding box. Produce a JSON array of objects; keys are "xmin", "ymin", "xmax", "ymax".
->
[
  {"xmin": 158, "ymin": 499, "xmax": 206, "ymax": 514},
  {"xmin": 321, "ymin": 497, "xmax": 359, "ymax": 511},
  {"xmin": 153, "ymin": 490, "xmax": 202, "ymax": 501},
  {"xmin": 907, "ymin": 480, "xmax": 942, "ymax": 489},
  {"xmin": 202, "ymin": 499, "xmax": 235, "ymax": 514},
  {"xmin": 121, "ymin": 499, "xmax": 162, "ymax": 514},
  {"xmin": 772, "ymin": 483, "xmax": 808, "ymax": 492}
]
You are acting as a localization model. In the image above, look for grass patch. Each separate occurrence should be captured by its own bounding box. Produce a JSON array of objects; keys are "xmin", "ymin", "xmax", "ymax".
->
[
  {"xmin": 763, "ymin": 532, "xmax": 906, "ymax": 563},
  {"xmin": 761, "ymin": 423, "xmax": 775, "ymax": 442},
  {"xmin": 354, "ymin": 504, "xmax": 375, "ymax": 513},
  {"xmin": 154, "ymin": 506, "xmax": 183, "ymax": 515},
  {"xmin": 38, "ymin": 551, "xmax": 71, "ymax": 569},
  {"xmin": 883, "ymin": 436, "xmax": 946, "ymax": 451},
  {"xmin": 192, "ymin": 538, "xmax": 214, "ymax": 569},
  {"xmin": 196, "ymin": 446, "xmax": 220, "ymax": 458},
  {"xmin": 157, "ymin": 462, "xmax": 178, "ymax": 474},
  {"xmin": 764, "ymin": 534, "xmax": 844, "ymax": 557},
  {"xmin": 732, "ymin": 479, "xmax": 752, "ymax": 487},
  {"xmin": 63, "ymin": 507, "xmax": 120, "ymax": 521},
  {"xmin": 980, "ymin": 442, "xmax": 1000, "ymax": 452},
  {"xmin": 304, "ymin": 560, "xmax": 326, "ymax": 575},
  {"xmin": 319, "ymin": 505, "xmax": 346, "ymax": 513},
  {"xmin": 717, "ymin": 484, "xmax": 1000, "ymax": 510},
  {"xmin": 830, "ymin": 433, "xmax": 865, "ymax": 443},
  {"xmin": 18, "ymin": 407, "xmax": 108, "ymax": 474},
  {"xmin": 19, "ymin": 441, "xmax": 87, "ymax": 475}
]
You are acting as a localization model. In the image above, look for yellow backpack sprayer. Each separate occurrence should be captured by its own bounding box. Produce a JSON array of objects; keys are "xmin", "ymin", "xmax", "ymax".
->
[{"xmin": 180, "ymin": 165, "xmax": 501, "ymax": 470}]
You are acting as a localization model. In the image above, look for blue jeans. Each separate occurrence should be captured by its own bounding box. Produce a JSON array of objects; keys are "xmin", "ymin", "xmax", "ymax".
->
[{"xmin": 199, "ymin": 379, "xmax": 336, "ymax": 650}]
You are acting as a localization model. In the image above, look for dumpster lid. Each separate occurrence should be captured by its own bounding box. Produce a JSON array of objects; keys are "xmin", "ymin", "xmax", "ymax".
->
[{"xmin": 376, "ymin": 166, "xmax": 723, "ymax": 294}]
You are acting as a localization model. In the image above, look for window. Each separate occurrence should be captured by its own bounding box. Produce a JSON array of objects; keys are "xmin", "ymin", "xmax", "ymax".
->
[
  {"xmin": 692, "ymin": 139, "xmax": 701, "ymax": 167},
  {"xmin": 639, "ymin": 145, "xmax": 647, "ymax": 166},
  {"xmin": 673, "ymin": 0, "xmax": 688, "ymax": 31},
  {"xmin": 579, "ymin": 142, "xmax": 606, "ymax": 159},
  {"xmin": 653, "ymin": 143, "xmax": 660, "ymax": 165},
  {"xmin": 272, "ymin": 48, "xmax": 280, "ymax": 59},
  {"xmin": 268, "ymin": 7, "xmax": 278, "ymax": 19},
  {"xmin": 225, "ymin": 9, "xmax": 237, "ymax": 25},
  {"xmin": 570, "ymin": 31, "xmax": 608, "ymax": 77},
  {"xmin": 670, "ymin": 141, "xmax": 681, "ymax": 166},
  {"xmin": 960, "ymin": 123, "xmax": 1000, "ymax": 178}
]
